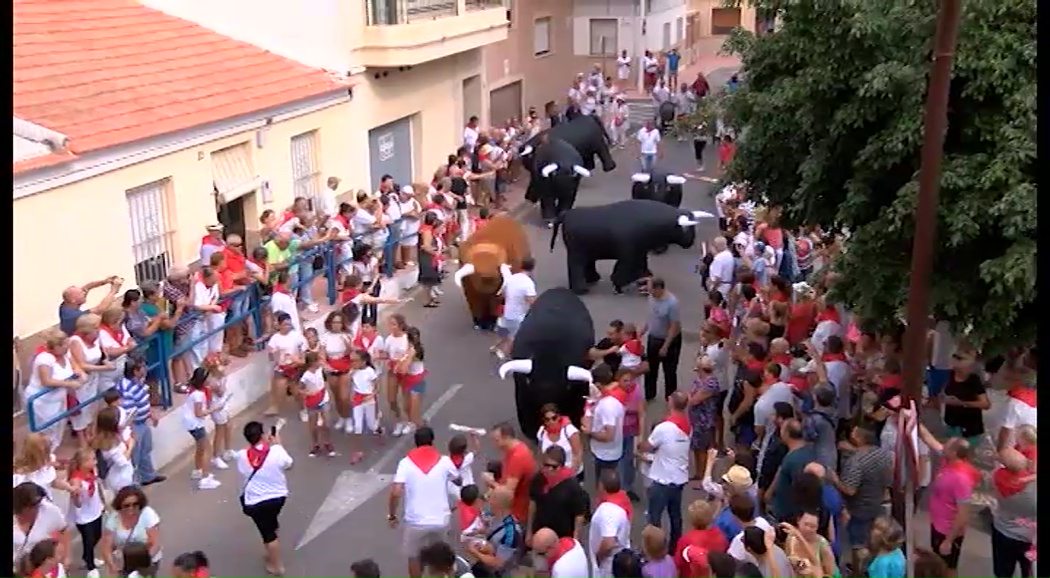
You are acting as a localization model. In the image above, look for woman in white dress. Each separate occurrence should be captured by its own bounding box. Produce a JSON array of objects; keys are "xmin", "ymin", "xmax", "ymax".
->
[
  {"xmin": 616, "ymin": 49, "xmax": 632, "ymax": 90},
  {"xmin": 13, "ymin": 433, "xmax": 77, "ymax": 501},
  {"xmin": 25, "ymin": 330, "xmax": 87, "ymax": 451},
  {"xmin": 68, "ymin": 314, "xmax": 115, "ymax": 448}
]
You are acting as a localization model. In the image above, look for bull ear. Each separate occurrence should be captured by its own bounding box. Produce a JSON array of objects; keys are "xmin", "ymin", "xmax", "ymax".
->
[
  {"xmin": 631, "ymin": 173, "xmax": 651, "ymax": 183},
  {"xmin": 665, "ymin": 175, "xmax": 687, "ymax": 185}
]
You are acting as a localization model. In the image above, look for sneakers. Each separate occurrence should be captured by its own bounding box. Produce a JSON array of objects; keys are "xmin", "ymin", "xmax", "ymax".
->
[
  {"xmin": 343, "ymin": 419, "xmax": 355, "ymax": 434},
  {"xmin": 325, "ymin": 444, "xmax": 337, "ymax": 457},
  {"xmin": 190, "ymin": 469, "xmax": 203, "ymax": 481},
  {"xmin": 222, "ymin": 449, "xmax": 237, "ymax": 461},
  {"xmin": 86, "ymin": 570, "xmax": 101, "ymax": 578},
  {"xmin": 393, "ymin": 422, "xmax": 406, "ymax": 437},
  {"xmin": 197, "ymin": 475, "xmax": 221, "ymax": 490},
  {"xmin": 211, "ymin": 456, "xmax": 229, "ymax": 470},
  {"xmin": 309, "ymin": 446, "xmax": 321, "ymax": 457},
  {"xmin": 334, "ymin": 417, "xmax": 346, "ymax": 431},
  {"xmin": 299, "ymin": 409, "xmax": 309, "ymax": 423},
  {"xmin": 401, "ymin": 422, "xmax": 417, "ymax": 436}
]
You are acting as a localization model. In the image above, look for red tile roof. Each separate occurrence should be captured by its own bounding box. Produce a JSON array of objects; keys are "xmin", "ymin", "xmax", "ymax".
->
[{"xmin": 14, "ymin": 0, "xmax": 350, "ymax": 174}]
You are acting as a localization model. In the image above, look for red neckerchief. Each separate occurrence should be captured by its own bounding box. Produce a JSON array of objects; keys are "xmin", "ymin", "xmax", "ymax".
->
[
  {"xmin": 664, "ymin": 411, "xmax": 692, "ymax": 436},
  {"xmin": 816, "ymin": 306, "xmax": 840, "ymax": 324},
  {"xmin": 547, "ymin": 537, "xmax": 579, "ymax": 567},
  {"xmin": 407, "ymin": 445, "xmax": 441, "ymax": 474},
  {"xmin": 190, "ymin": 569, "xmax": 210, "ymax": 578},
  {"xmin": 879, "ymin": 373, "xmax": 904, "ymax": 391},
  {"xmin": 458, "ymin": 501, "xmax": 480, "ymax": 531},
  {"xmin": 272, "ymin": 283, "xmax": 290, "ymax": 295},
  {"xmin": 247, "ymin": 443, "xmax": 270, "ymax": 469},
  {"xmin": 772, "ymin": 353, "xmax": 792, "ymax": 366},
  {"xmin": 822, "ymin": 352, "xmax": 848, "ymax": 363},
  {"xmin": 789, "ymin": 375, "xmax": 809, "ymax": 393},
  {"xmin": 335, "ymin": 214, "xmax": 350, "ymax": 229},
  {"xmin": 1008, "ymin": 386, "xmax": 1037, "ymax": 408},
  {"xmin": 601, "ymin": 384, "xmax": 630, "ymax": 406},
  {"xmin": 541, "ymin": 466, "xmax": 577, "ymax": 493},
  {"xmin": 353, "ymin": 329, "xmax": 377, "ymax": 351},
  {"xmin": 76, "ymin": 331, "xmax": 98, "ymax": 348},
  {"xmin": 200, "ymin": 234, "xmax": 223, "ymax": 247},
  {"xmin": 621, "ymin": 338, "xmax": 643, "ymax": 357},
  {"xmin": 28, "ymin": 567, "xmax": 60, "ymax": 578},
  {"xmin": 599, "ymin": 489, "xmax": 634, "ymax": 520},
  {"xmin": 278, "ymin": 211, "xmax": 296, "ymax": 226},
  {"xmin": 942, "ymin": 458, "xmax": 981, "ymax": 487},
  {"xmin": 544, "ymin": 415, "xmax": 571, "ymax": 438},
  {"xmin": 1018, "ymin": 444, "xmax": 1037, "ymax": 463},
  {"xmin": 100, "ymin": 324, "xmax": 127, "ymax": 347},
  {"xmin": 993, "ymin": 467, "xmax": 1032, "ymax": 499},
  {"xmin": 201, "ymin": 385, "xmax": 213, "ymax": 406},
  {"xmin": 450, "ymin": 452, "xmax": 466, "ymax": 469},
  {"xmin": 69, "ymin": 469, "xmax": 97, "ymax": 497},
  {"xmin": 223, "ymin": 246, "xmax": 247, "ymax": 270},
  {"xmin": 340, "ymin": 288, "xmax": 361, "ymax": 304}
]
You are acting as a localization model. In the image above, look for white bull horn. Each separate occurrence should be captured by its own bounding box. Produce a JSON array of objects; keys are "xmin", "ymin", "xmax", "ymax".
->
[
  {"xmin": 631, "ymin": 173, "xmax": 652, "ymax": 183},
  {"xmin": 496, "ymin": 263, "xmax": 512, "ymax": 295},
  {"xmin": 453, "ymin": 263, "xmax": 476, "ymax": 288},
  {"xmin": 540, "ymin": 163, "xmax": 559, "ymax": 178},
  {"xmin": 666, "ymin": 175, "xmax": 687, "ymax": 185},
  {"xmin": 691, "ymin": 210, "xmax": 716, "ymax": 219},
  {"xmin": 677, "ymin": 215, "xmax": 700, "ymax": 227},
  {"xmin": 520, "ymin": 144, "xmax": 534, "ymax": 156},
  {"xmin": 566, "ymin": 365, "xmax": 593, "ymax": 383},
  {"xmin": 498, "ymin": 359, "xmax": 534, "ymax": 379},
  {"xmin": 572, "ymin": 165, "xmax": 591, "ymax": 177}
]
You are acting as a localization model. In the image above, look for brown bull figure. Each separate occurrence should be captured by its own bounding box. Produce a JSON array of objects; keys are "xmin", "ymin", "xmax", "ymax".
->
[{"xmin": 453, "ymin": 216, "xmax": 531, "ymax": 331}]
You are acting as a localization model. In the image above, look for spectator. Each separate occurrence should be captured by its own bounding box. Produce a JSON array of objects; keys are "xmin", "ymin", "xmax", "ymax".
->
[
  {"xmin": 674, "ymin": 500, "xmax": 729, "ymax": 578},
  {"xmin": 220, "ymin": 234, "xmax": 256, "ymax": 356},
  {"xmin": 532, "ymin": 526, "xmax": 588, "ymax": 577},
  {"xmin": 942, "ymin": 347, "xmax": 990, "ymax": 447},
  {"xmin": 99, "ymin": 486, "xmax": 162, "ymax": 575},
  {"xmin": 756, "ymin": 402, "xmax": 795, "ymax": 498},
  {"xmin": 490, "ymin": 422, "xmax": 537, "ymax": 525},
  {"xmin": 781, "ymin": 513, "xmax": 836, "ymax": 578},
  {"xmin": 198, "ymin": 223, "xmax": 226, "ymax": 265},
  {"xmin": 989, "ymin": 447, "xmax": 1036, "ymax": 578},
  {"xmin": 527, "ymin": 444, "xmax": 589, "ymax": 541},
  {"xmin": 98, "ymin": 305, "xmax": 137, "ymax": 392},
  {"xmin": 612, "ymin": 548, "xmax": 645, "ymax": 578},
  {"xmin": 189, "ymin": 267, "xmax": 224, "ymax": 368},
  {"xmin": 236, "ymin": 420, "xmax": 294, "ymax": 576},
  {"xmin": 638, "ymin": 391, "xmax": 691, "ymax": 549},
  {"xmin": 289, "ymin": 212, "xmax": 332, "ymax": 313},
  {"xmin": 93, "ymin": 406, "xmax": 135, "ymax": 494},
  {"xmin": 121, "ymin": 287, "xmax": 166, "ymax": 374},
  {"xmin": 397, "ymin": 186, "xmax": 423, "ymax": 267},
  {"xmin": 139, "ymin": 281, "xmax": 186, "ymax": 383},
  {"xmin": 25, "ymin": 329, "xmax": 87, "ymax": 450},
  {"xmin": 827, "ymin": 425, "xmax": 892, "ymax": 575},
  {"xmin": 13, "ymin": 482, "xmax": 69, "ymax": 572},
  {"xmin": 584, "ymin": 364, "xmax": 626, "ymax": 483},
  {"xmin": 804, "ymin": 384, "xmax": 839, "ymax": 470},
  {"xmin": 13, "ymin": 433, "xmax": 76, "ymax": 500},
  {"xmin": 642, "ymin": 278, "xmax": 682, "ymax": 400},
  {"xmin": 737, "ymin": 526, "xmax": 790, "ymax": 577},
  {"xmin": 116, "ymin": 358, "xmax": 164, "ymax": 486},
  {"xmin": 59, "ymin": 276, "xmax": 123, "ymax": 335},
  {"xmin": 170, "ymin": 551, "xmax": 209, "ymax": 578},
  {"xmin": 765, "ymin": 418, "xmax": 817, "ymax": 521},
  {"xmin": 793, "ymin": 464, "xmax": 843, "ymax": 560},
  {"xmin": 535, "ymin": 404, "xmax": 584, "ymax": 480},
  {"xmin": 162, "ymin": 266, "xmax": 194, "ymax": 389},
  {"xmin": 725, "ymin": 493, "xmax": 774, "ymax": 560},
  {"xmin": 864, "ymin": 517, "xmax": 905, "ymax": 578},
  {"xmin": 351, "ymin": 558, "xmax": 382, "ymax": 578},
  {"xmin": 68, "ymin": 313, "xmax": 114, "ymax": 445},
  {"xmin": 464, "ymin": 487, "xmax": 525, "ymax": 576},
  {"xmin": 588, "ymin": 469, "xmax": 632, "ymax": 577},
  {"xmin": 636, "ymin": 120, "xmax": 662, "ymax": 174}
]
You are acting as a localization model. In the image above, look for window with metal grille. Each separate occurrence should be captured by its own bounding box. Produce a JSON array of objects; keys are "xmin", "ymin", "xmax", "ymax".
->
[
  {"xmin": 126, "ymin": 179, "xmax": 175, "ymax": 284},
  {"xmin": 290, "ymin": 131, "xmax": 322, "ymax": 210}
]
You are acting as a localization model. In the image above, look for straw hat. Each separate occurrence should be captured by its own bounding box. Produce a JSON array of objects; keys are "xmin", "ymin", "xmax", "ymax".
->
[{"xmin": 722, "ymin": 465, "xmax": 753, "ymax": 488}]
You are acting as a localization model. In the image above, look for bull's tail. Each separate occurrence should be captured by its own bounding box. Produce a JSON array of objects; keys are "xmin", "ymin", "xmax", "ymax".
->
[{"xmin": 549, "ymin": 213, "xmax": 566, "ymax": 253}]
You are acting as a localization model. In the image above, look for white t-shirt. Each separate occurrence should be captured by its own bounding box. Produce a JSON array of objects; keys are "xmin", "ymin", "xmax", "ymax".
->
[
  {"xmin": 399, "ymin": 198, "xmax": 422, "ymax": 237},
  {"xmin": 351, "ymin": 207, "xmax": 378, "ymax": 238},
  {"xmin": 12, "ymin": 460, "xmax": 57, "ymax": 502},
  {"xmin": 501, "ymin": 273, "xmax": 537, "ymax": 322},
  {"xmin": 538, "ymin": 424, "xmax": 583, "ymax": 475},
  {"xmin": 646, "ymin": 421, "xmax": 690, "ymax": 485},
  {"xmin": 26, "ymin": 351, "xmax": 75, "ymax": 408},
  {"xmin": 754, "ymin": 382, "xmax": 796, "ymax": 435},
  {"xmin": 103, "ymin": 506, "xmax": 163, "ymax": 562},
  {"xmin": 463, "ymin": 126, "xmax": 480, "ymax": 149},
  {"xmin": 616, "ymin": 55, "xmax": 631, "ymax": 78},
  {"xmin": 192, "ymin": 280, "xmax": 219, "ymax": 311},
  {"xmin": 448, "ymin": 451, "xmax": 476, "ymax": 500},
  {"xmin": 300, "ymin": 367, "xmax": 326, "ymax": 397},
  {"xmin": 1001, "ymin": 397, "xmax": 1038, "ymax": 440},
  {"xmin": 727, "ymin": 518, "xmax": 774, "ymax": 560},
  {"xmin": 589, "ymin": 396, "xmax": 625, "ymax": 461},
  {"xmin": 588, "ymin": 501, "xmax": 631, "ymax": 578},
  {"xmin": 270, "ymin": 291, "xmax": 302, "ymax": 333},
  {"xmin": 811, "ymin": 320, "xmax": 843, "ymax": 355},
  {"xmin": 316, "ymin": 188, "xmax": 338, "ymax": 218},
  {"xmin": 705, "ymin": 342, "xmax": 731, "ymax": 392},
  {"xmin": 384, "ymin": 333, "xmax": 410, "ymax": 366},
  {"xmin": 13, "ymin": 500, "xmax": 67, "ymax": 564},
  {"xmin": 268, "ymin": 330, "xmax": 306, "ymax": 368},
  {"xmin": 237, "ymin": 444, "xmax": 294, "ymax": 506},
  {"xmin": 393, "ymin": 452, "xmax": 458, "ymax": 527},
  {"xmin": 321, "ymin": 332, "xmax": 350, "ymax": 359},
  {"xmin": 710, "ymin": 249, "xmax": 736, "ymax": 297},
  {"xmin": 101, "ymin": 443, "xmax": 135, "ymax": 493},
  {"xmin": 637, "ymin": 128, "xmax": 661, "ymax": 155},
  {"xmin": 642, "ymin": 55, "xmax": 658, "ymax": 73},
  {"xmin": 181, "ymin": 389, "xmax": 208, "ymax": 431},
  {"xmin": 551, "ymin": 540, "xmax": 589, "ymax": 578},
  {"xmin": 351, "ymin": 366, "xmax": 379, "ymax": 396},
  {"xmin": 68, "ymin": 476, "xmax": 105, "ymax": 525}
]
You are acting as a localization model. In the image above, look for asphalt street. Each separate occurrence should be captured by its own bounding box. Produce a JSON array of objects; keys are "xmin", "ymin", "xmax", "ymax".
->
[{"xmin": 92, "ymin": 139, "xmax": 999, "ymax": 577}]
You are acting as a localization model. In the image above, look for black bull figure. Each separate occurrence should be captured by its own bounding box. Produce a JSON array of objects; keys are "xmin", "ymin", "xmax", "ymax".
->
[
  {"xmin": 630, "ymin": 169, "xmax": 688, "ymax": 208},
  {"xmin": 550, "ymin": 199, "xmax": 713, "ymax": 295},
  {"xmin": 523, "ymin": 137, "xmax": 591, "ymax": 222},
  {"xmin": 498, "ymin": 288, "xmax": 595, "ymax": 437},
  {"xmin": 519, "ymin": 115, "xmax": 616, "ymax": 173}
]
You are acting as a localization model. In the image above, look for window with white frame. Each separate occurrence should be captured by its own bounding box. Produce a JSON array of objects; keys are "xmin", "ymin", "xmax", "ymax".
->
[
  {"xmin": 533, "ymin": 16, "xmax": 551, "ymax": 56},
  {"xmin": 126, "ymin": 179, "xmax": 176, "ymax": 284},
  {"xmin": 290, "ymin": 131, "xmax": 322, "ymax": 209},
  {"xmin": 589, "ymin": 18, "xmax": 618, "ymax": 56}
]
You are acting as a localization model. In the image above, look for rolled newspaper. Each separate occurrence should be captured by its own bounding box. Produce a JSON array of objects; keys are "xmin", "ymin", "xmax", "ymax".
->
[
  {"xmin": 449, "ymin": 424, "xmax": 487, "ymax": 436},
  {"xmin": 273, "ymin": 417, "xmax": 287, "ymax": 433}
]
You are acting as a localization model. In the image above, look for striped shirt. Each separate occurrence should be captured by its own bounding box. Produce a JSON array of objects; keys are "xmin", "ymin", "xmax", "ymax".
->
[{"xmin": 117, "ymin": 377, "xmax": 151, "ymax": 425}]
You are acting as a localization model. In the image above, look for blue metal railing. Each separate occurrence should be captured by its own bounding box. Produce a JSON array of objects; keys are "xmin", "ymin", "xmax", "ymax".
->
[{"xmin": 27, "ymin": 219, "xmax": 417, "ymax": 432}]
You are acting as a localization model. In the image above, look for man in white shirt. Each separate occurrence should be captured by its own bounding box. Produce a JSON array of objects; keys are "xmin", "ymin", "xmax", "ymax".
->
[
  {"xmin": 583, "ymin": 364, "xmax": 625, "ymax": 481},
  {"xmin": 581, "ymin": 86, "xmax": 598, "ymax": 117},
  {"xmin": 708, "ymin": 236, "xmax": 735, "ymax": 299},
  {"xmin": 316, "ymin": 176, "xmax": 341, "ymax": 219},
  {"xmin": 532, "ymin": 527, "xmax": 589, "ymax": 578},
  {"xmin": 588, "ymin": 470, "xmax": 632, "ymax": 578},
  {"xmin": 389, "ymin": 426, "xmax": 460, "ymax": 578},
  {"xmin": 493, "ymin": 258, "xmax": 536, "ymax": 360},
  {"xmin": 463, "ymin": 116, "xmax": 480, "ymax": 150},
  {"xmin": 637, "ymin": 391, "xmax": 691, "ymax": 549},
  {"xmin": 652, "ymin": 79, "xmax": 671, "ymax": 105},
  {"xmin": 636, "ymin": 120, "xmax": 661, "ymax": 173}
]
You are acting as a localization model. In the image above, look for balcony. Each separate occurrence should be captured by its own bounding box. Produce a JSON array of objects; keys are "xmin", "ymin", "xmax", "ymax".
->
[{"xmin": 360, "ymin": 0, "xmax": 509, "ymax": 67}]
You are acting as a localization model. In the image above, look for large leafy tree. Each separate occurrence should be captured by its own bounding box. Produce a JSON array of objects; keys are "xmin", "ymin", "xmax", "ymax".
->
[{"xmin": 722, "ymin": 0, "xmax": 1036, "ymax": 354}]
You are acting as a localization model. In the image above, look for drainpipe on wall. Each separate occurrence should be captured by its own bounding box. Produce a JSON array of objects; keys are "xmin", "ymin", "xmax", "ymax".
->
[{"xmin": 634, "ymin": 0, "xmax": 647, "ymax": 93}]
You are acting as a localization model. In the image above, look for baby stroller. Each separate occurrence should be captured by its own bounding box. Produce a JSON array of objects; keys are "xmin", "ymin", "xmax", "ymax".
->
[{"xmin": 657, "ymin": 100, "xmax": 677, "ymax": 134}]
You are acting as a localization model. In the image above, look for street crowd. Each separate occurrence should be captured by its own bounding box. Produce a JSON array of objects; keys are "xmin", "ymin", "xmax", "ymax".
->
[{"xmin": 13, "ymin": 63, "xmax": 1038, "ymax": 578}]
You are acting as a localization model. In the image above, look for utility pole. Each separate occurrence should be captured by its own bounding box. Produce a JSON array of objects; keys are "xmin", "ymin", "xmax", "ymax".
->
[{"xmin": 897, "ymin": 0, "xmax": 963, "ymax": 576}]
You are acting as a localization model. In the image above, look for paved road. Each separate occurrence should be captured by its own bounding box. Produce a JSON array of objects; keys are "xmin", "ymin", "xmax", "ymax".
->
[{"xmin": 88, "ymin": 141, "xmax": 1001, "ymax": 577}]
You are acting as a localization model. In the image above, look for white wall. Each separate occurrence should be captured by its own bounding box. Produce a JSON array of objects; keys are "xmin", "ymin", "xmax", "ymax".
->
[
  {"xmin": 570, "ymin": 2, "xmax": 686, "ymax": 57},
  {"xmin": 142, "ymin": 0, "xmax": 357, "ymax": 73}
]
